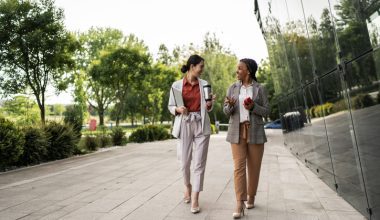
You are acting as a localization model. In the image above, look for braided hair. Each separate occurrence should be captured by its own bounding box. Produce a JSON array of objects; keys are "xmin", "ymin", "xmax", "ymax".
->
[{"xmin": 240, "ymin": 58, "xmax": 258, "ymax": 82}]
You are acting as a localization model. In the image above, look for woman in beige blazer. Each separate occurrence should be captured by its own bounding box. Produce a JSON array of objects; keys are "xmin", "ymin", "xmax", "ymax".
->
[
  {"xmin": 223, "ymin": 58, "xmax": 270, "ymax": 219},
  {"xmin": 168, "ymin": 55, "xmax": 215, "ymax": 214}
]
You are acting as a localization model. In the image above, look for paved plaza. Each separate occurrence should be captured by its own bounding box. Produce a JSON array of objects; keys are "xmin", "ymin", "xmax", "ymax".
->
[{"xmin": 0, "ymin": 131, "xmax": 365, "ymax": 220}]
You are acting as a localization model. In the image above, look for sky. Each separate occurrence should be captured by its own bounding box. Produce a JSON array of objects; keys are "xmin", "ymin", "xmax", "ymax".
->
[{"xmin": 47, "ymin": 0, "xmax": 268, "ymax": 104}]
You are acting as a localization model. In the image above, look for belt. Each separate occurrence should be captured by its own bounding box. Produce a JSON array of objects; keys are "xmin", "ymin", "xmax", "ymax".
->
[{"xmin": 184, "ymin": 112, "xmax": 201, "ymax": 122}]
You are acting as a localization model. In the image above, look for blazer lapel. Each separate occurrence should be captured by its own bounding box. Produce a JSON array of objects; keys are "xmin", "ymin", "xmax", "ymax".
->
[
  {"xmin": 198, "ymin": 78, "xmax": 205, "ymax": 131},
  {"xmin": 233, "ymin": 82, "xmax": 241, "ymax": 123},
  {"xmin": 252, "ymin": 81, "xmax": 259, "ymax": 101},
  {"xmin": 233, "ymin": 82, "xmax": 241, "ymax": 102}
]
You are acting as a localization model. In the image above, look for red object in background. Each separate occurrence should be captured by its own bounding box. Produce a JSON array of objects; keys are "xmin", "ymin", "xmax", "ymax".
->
[
  {"xmin": 244, "ymin": 97, "xmax": 253, "ymax": 106},
  {"xmin": 89, "ymin": 119, "xmax": 97, "ymax": 131}
]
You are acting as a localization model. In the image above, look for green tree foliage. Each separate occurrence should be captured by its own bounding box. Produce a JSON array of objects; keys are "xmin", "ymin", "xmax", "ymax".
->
[
  {"xmin": 76, "ymin": 27, "xmax": 124, "ymax": 125},
  {"xmin": 201, "ymin": 33, "xmax": 237, "ymax": 123},
  {"xmin": 149, "ymin": 63, "xmax": 181, "ymax": 124},
  {"xmin": 256, "ymin": 59, "xmax": 278, "ymax": 120},
  {"xmin": 157, "ymin": 44, "xmax": 173, "ymax": 65},
  {"xmin": 0, "ymin": 0, "xmax": 77, "ymax": 123},
  {"xmin": 52, "ymin": 104, "xmax": 65, "ymax": 116},
  {"xmin": 262, "ymin": 0, "xmax": 376, "ymax": 114},
  {"xmin": 72, "ymin": 70, "xmax": 88, "ymax": 123},
  {"xmin": 90, "ymin": 45, "xmax": 151, "ymax": 126},
  {"xmin": 1, "ymin": 96, "xmax": 40, "ymax": 125}
]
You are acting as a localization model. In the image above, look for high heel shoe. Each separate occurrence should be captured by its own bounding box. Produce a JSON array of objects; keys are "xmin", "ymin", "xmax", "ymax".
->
[
  {"xmin": 184, "ymin": 184, "xmax": 192, "ymax": 204},
  {"xmin": 232, "ymin": 207, "xmax": 245, "ymax": 219},
  {"xmin": 191, "ymin": 206, "xmax": 201, "ymax": 214},
  {"xmin": 184, "ymin": 197, "xmax": 191, "ymax": 204},
  {"xmin": 245, "ymin": 202, "xmax": 255, "ymax": 209},
  {"xmin": 245, "ymin": 196, "xmax": 255, "ymax": 209}
]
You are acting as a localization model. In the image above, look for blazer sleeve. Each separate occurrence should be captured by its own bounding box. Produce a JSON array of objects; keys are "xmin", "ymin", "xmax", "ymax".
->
[
  {"xmin": 223, "ymin": 85, "xmax": 235, "ymax": 117},
  {"xmin": 168, "ymin": 84, "xmax": 177, "ymax": 116},
  {"xmin": 250, "ymin": 85, "xmax": 270, "ymax": 117}
]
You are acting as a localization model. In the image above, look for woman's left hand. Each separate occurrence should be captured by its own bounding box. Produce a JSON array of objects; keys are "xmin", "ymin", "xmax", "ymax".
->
[{"xmin": 243, "ymin": 102, "xmax": 254, "ymax": 110}]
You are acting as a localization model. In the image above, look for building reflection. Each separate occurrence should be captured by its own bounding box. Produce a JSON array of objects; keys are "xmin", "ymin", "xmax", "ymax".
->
[{"xmin": 255, "ymin": 0, "xmax": 380, "ymax": 219}]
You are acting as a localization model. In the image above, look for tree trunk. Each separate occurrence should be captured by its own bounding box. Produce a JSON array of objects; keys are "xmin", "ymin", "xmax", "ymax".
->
[
  {"xmin": 131, "ymin": 113, "xmax": 135, "ymax": 126},
  {"xmin": 116, "ymin": 116, "xmax": 120, "ymax": 127},
  {"xmin": 39, "ymin": 104, "xmax": 45, "ymax": 125},
  {"xmin": 99, "ymin": 109, "xmax": 104, "ymax": 126},
  {"xmin": 35, "ymin": 94, "xmax": 45, "ymax": 124}
]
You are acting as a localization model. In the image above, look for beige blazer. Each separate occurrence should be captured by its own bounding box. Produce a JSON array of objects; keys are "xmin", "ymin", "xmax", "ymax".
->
[
  {"xmin": 223, "ymin": 81, "xmax": 270, "ymax": 144},
  {"xmin": 168, "ymin": 78, "xmax": 212, "ymax": 138}
]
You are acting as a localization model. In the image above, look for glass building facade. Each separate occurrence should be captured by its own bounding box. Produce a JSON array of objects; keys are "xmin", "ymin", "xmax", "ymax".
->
[{"xmin": 254, "ymin": 0, "xmax": 380, "ymax": 219}]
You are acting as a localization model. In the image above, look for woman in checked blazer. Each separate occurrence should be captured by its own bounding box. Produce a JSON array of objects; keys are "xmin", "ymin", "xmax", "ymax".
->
[{"xmin": 223, "ymin": 58, "xmax": 270, "ymax": 219}]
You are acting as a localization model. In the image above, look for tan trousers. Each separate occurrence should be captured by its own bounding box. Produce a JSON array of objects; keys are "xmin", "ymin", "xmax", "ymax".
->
[
  {"xmin": 231, "ymin": 123, "xmax": 264, "ymax": 201},
  {"xmin": 179, "ymin": 112, "xmax": 210, "ymax": 192}
]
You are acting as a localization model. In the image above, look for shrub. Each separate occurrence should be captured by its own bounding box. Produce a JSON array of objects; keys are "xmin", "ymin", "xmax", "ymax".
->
[
  {"xmin": 314, "ymin": 105, "xmax": 322, "ymax": 118},
  {"xmin": 96, "ymin": 125, "xmax": 112, "ymax": 148},
  {"xmin": 63, "ymin": 105, "xmax": 83, "ymax": 138},
  {"xmin": 84, "ymin": 136, "xmax": 99, "ymax": 151},
  {"xmin": 74, "ymin": 137, "xmax": 89, "ymax": 155},
  {"xmin": 309, "ymin": 106, "xmax": 316, "ymax": 118},
  {"xmin": 44, "ymin": 121, "xmax": 79, "ymax": 160},
  {"xmin": 332, "ymin": 99, "xmax": 347, "ymax": 113},
  {"xmin": 20, "ymin": 126, "xmax": 48, "ymax": 165},
  {"xmin": 97, "ymin": 135, "xmax": 112, "ymax": 148},
  {"xmin": 352, "ymin": 93, "xmax": 375, "ymax": 109},
  {"xmin": 111, "ymin": 127, "xmax": 126, "ymax": 146},
  {"xmin": 323, "ymin": 102, "xmax": 333, "ymax": 116},
  {"xmin": 129, "ymin": 125, "xmax": 170, "ymax": 143},
  {"xmin": 0, "ymin": 118, "xmax": 24, "ymax": 169}
]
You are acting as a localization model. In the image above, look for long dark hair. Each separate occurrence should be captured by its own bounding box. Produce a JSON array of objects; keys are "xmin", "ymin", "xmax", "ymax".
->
[
  {"xmin": 181, "ymin": 55, "xmax": 204, "ymax": 73},
  {"xmin": 240, "ymin": 58, "xmax": 258, "ymax": 82}
]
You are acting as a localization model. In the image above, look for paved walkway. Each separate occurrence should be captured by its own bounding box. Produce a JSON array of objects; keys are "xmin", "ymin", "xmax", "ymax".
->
[{"xmin": 0, "ymin": 131, "xmax": 365, "ymax": 220}]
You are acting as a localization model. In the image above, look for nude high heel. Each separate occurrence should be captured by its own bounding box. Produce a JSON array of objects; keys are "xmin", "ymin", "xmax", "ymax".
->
[{"xmin": 232, "ymin": 202, "xmax": 245, "ymax": 219}]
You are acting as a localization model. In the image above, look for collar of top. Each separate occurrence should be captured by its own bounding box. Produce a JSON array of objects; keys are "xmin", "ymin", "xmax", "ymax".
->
[
  {"xmin": 239, "ymin": 80, "xmax": 254, "ymax": 88},
  {"xmin": 183, "ymin": 76, "xmax": 199, "ymax": 86}
]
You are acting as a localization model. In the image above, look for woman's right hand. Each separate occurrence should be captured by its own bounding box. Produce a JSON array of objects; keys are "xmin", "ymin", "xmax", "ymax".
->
[
  {"xmin": 176, "ymin": 106, "xmax": 188, "ymax": 115},
  {"xmin": 224, "ymin": 96, "xmax": 236, "ymax": 107}
]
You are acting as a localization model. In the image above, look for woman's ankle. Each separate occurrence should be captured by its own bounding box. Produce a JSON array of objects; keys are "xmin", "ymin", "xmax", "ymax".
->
[{"xmin": 247, "ymin": 196, "xmax": 255, "ymax": 204}]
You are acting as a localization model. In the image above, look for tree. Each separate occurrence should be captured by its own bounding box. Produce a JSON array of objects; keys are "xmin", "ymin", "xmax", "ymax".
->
[
  {"xmin": 256, "ymin": 59, "xmax": 278, "ymax": 120},
  {"xmin": 201, "ymin": 33, "xmax": 237, "ymax": 123},
  {"xmin": 72, "ymin": 70, "xmax": 88, "ymax": 123},
  {"xmin": 0, "ymin": 0, "xmax": 77, "ymax": 123},
  {"xmin": 334, "ymin": 0, "xmax": 376, "ymax": 87},
  {"xmin": 76, "ymin": 28, "xmax": 124, "ymax": 125},
  {"xmin": 1, "ymin": 95, "xmax": 40, "ymax": 125},
  {"xmin": 157, "ymin": 44, "xmax": 173, "ymax": 65},
  {"xmin": 90, "ymin": 46, "xmax": 151, "ymax": 126},
  {"xmin": 52, "ymin": 104, "xmax": 65, "ymax": 116},
  {"xmin": 148, "ymin": 63, "xmax": 181, "ymax": 124}
]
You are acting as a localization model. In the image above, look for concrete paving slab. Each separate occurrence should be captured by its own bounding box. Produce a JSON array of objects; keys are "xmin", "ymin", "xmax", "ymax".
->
[{"xmin": 0, "ymin": 131, "xmax": 366, "ymax": 220}]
